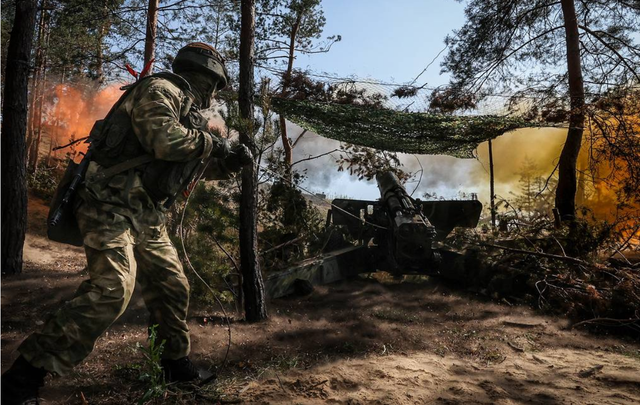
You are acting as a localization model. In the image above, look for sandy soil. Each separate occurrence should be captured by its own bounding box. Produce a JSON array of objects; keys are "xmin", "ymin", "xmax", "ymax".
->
[{"xmin": 2, "ymin": 197, "xmax": 639, "ymax": 404}]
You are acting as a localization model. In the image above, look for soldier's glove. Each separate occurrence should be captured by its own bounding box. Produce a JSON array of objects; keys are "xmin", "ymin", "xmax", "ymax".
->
[
  {"xmin": 223, "ymin": 144, "xmax": 253, "ymax": 173},
  {"xmin": 209, "ymin": 135, "xmax": 231, "ymax": 159}
]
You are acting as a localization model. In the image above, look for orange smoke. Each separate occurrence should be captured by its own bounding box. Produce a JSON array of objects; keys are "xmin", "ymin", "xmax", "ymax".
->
[
  {"xmin": 45, "ymin": 82, "xmax": 123, "ymax": 159},
  {"xmin": 470, "ymin": 123, "xmax": 638, "ymax": 245}
]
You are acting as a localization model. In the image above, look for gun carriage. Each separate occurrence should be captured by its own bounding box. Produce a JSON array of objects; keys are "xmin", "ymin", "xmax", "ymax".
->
[{"xmin": 266, "ymin": 171, "xmax": 482, "ymax": 298}]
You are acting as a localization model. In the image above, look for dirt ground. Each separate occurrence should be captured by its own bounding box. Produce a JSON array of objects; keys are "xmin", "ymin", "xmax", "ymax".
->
[{"xmin": 2, "ymin": 198, "xmax": 639, "ymax": 404}]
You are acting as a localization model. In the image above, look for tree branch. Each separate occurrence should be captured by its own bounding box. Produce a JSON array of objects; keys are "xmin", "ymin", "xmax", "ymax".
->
[
  {"xmin": 291, "ymin": 129, "xmax": 308, "ymax": 147},
  {"xmin": 291, "ymin": 148, "xmax": 340, "ymax": 166},
  {"xmin": 472, "ymin": 25, "xmax": 566, "ymax": 92},
  {"xmin": 578, "ymin": 24, "xmax": 640, "ymax": 82}
]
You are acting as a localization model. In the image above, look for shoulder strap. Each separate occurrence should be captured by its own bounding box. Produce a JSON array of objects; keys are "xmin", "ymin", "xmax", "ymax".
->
[
  {"xmin": 149, "ymin": 71, "xmax": 192, "ymax": 93},
  {"xmin": 87, "ymin": 72, "xmax": 193, "ymax": 182},
  {"xmin": 150, "ymin": 72, "xmax": 195, "ymax": 117},
  {"xmin": 89, "ymin": 72, "xmax": 191, "ymax": 143},
  {"xmin": 90, "ymin": 154, "xmax": 155, "ymax": 182}
]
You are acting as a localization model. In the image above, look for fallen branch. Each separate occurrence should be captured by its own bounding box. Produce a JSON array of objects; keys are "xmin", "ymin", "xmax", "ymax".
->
[
  {"xmin": 578, "ymin": 364, "xmax": 604, "ymax": 378},
  {"xmin": 291, "ymin": 129, "xmax": 308, "ymax": 147},
  {"xmin": 571, "ymin": 317, "xmax": 640, "ymax": 330},
  {"xmin": 550, "ymin": 235, "xmax": 567, "ymax": 257},
  {"xmin": 480, "ymin": 242, "xmax": 588, "ymax": 265},
  {"xmin": 507, "ymin": 341, "xmax": 525, "ymax": 352},
  {"xmin": 310, "ymin": 379, "xmax": 329, "ymax": 389},
  {"xmin": 502, "ymin": 320, "xmax": 541, "ymax": 329},
  {"xmin": 609, "ymin": 244, "xmax": 632, "ymax": 266},
  {"xmin": 261, "ymin": 235, "xmax": 306, "ymax": 255},
  {"xmin": 275, "ymin": 372, "xmax": 287, "ymax": 393},
  {"xmin": 218, "ymin": 400, "xmax": 242, "ymax": 404},
  {"xmin": 53, "ymin": 136, "xmax": 89, "ymax": 151}
]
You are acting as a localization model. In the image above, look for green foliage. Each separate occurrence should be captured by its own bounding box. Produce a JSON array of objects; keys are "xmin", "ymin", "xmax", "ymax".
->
[
  {"xmin": 170, "ymin": 182, "xmax": 238, "ymax": 307},
  {"xmin": 136, "ymin": 325, "xmax": 167, "ymax": 405},
  {"xmin": 564, "ymin": 215, "xmax": 615, "ymax": 256},
  {"xmin": 440, "ymin": 0, "xmax": 640, "ymax": 115},
  {"xmin": 336, "ymin": 144, "xmax": 411, "ymax": 183},
  {"xmin": 162, "ymin": 0, "xmax": 235, "ymax": 60},
  {"xmin": 226, "ymin": 0, "xmax": 339, "ymax": 66},
  {"xmin": 0, "ymin": 0, "xmax": 14, "ymax": 81},
  {"xmin": 258, "ymin": 161, "xmax": 325, "ymax": 269},
  {"xmin": 27, "ymin": 163, "xmax": 61, "ymax": 201},
  {"xmin": 586, "ymin": 87, "xmax": 640, "ymax": 206},
  {"xmin": 272, "ymin": 97, "xmax": 537, "ymax": 157},
  {"xmin": 29, "ymin": 0, "xmax": 128, "ymax": 82},
  {"xmin": 25, "ymin": 0, "xmax": 241, "ymax": 82},
  {"xmin": 284, "ymin": 69, "xmax": 388, "ymax": 107}
]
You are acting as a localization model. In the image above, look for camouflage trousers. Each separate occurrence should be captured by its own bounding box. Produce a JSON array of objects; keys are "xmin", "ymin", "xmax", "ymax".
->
[{"xmin": 18, "ymin": 210, "xmax": 191, "ymax": 376}]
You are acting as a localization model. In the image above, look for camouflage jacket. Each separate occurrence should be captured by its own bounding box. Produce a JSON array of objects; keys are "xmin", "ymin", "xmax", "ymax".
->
[{"xmin": 76, "ymin": 75, "xmax": 228, "ymax": 250}]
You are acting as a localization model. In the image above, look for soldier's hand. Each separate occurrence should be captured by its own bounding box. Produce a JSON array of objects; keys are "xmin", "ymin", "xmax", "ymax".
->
[
  {"xmin": 234, "ymin": 144, "xmax": 253, "ymax": 166},
  {"xmin": 210, "ymin": 136, "xmax": 231, "ymax": 159},
  {"xmin": 224, "ymin": 144, "xmax": 253, "ymax": 172}
]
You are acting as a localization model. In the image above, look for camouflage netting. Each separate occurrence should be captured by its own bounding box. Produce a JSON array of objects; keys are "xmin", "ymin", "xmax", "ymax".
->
[{"xmin": 271, "ymin": 98, "xmax": 541, "ymax": 158}]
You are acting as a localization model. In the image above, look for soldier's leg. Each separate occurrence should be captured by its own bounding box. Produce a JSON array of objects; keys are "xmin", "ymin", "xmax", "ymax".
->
[
  {"xmin": 135, "ymin": 225, "xmax": 191, "ymax": 360},
  {"xmin": 17, "ymin": 232, "xmax": 137, "ymax": 376}
]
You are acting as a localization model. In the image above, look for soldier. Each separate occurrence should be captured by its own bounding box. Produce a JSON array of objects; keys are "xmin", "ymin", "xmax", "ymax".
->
[{"xmin": 2, "ymin": 42, "xmax": 252, "ymax": 405}]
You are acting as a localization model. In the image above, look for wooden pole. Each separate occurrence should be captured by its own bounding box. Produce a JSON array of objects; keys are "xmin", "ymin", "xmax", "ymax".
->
[{"xmin": 488, "ymin": 139, "xmax": 496, "ymax": 229}]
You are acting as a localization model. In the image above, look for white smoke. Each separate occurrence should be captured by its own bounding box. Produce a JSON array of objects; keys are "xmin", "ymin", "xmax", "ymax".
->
[{"xmin": 289, "ymin": 122, "xmax": 568, "ymax": 205}]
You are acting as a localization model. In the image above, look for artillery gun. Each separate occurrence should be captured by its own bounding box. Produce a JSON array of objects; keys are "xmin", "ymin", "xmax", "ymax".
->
[{"xmin": 265, "ymin": 171, "xmax": 482, "ymax": 298}]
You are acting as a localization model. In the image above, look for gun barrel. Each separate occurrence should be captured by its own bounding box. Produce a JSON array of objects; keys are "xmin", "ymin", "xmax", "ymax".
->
[{"xmin": 375, "ymin": 171, "xmax": 416, "ymax": 214}]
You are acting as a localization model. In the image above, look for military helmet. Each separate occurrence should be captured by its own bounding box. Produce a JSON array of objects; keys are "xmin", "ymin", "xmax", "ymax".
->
[{"xmin": 172, "ymin": 42, "xmax": 229, "ymax": 90}]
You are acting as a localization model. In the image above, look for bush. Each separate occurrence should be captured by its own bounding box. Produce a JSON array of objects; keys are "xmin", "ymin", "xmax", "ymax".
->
[
  {"xmin": 28, "ymin": 163, "xmax": 61, "ymax": 201},
  {"xmin": 259, "ymin": 166, "xmax": 325, "ymax": 270},
  {"xmin": 169, "ymin": 182, "xmax": 239, "ymax": 308}
]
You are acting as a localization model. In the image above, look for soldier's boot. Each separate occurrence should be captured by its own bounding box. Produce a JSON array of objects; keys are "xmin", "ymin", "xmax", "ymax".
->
[
  {"xmin": 1, "ymin": 356, "xmax": 48, "ymax": 405},
  {"xmin": 161, "ymin": 356, "xmax": 201, "ymax": 382}
]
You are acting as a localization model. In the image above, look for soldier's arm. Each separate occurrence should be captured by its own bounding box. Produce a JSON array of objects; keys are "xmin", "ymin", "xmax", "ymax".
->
[
  {"xmin": 201, "ymin": 158, "xmax": 233, "ymax": 180},
  {"xmin": 202, "ymin": 144, "xmax": 253, "ymax": 180},
  {"xmin": 130, "ymin": 84, "xmax": 227, "ymax": 162}
]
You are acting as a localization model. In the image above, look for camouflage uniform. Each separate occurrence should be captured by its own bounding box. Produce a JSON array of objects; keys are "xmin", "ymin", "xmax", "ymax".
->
[{"xmin": 18, "ymin": 75, "xmax": 227, "ymax": 376}]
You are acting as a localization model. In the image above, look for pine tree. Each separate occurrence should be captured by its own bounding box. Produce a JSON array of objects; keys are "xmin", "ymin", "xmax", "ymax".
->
[
  {"xmin": 439, "ymin": 0, "xmax": 640, "ymax": 220},
  {"xmin": 2, "ymin": 0, "xmax": 38, "ymax": 274},
  {"xmin": 238, "ymin": 0, "xmax": 268, "ymax": 322}
]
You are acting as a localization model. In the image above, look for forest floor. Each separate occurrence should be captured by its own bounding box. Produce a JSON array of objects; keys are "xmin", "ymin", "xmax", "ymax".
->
[{"xmin": 2, "ymin": 197, "xmax": 640, "ymax": 404}]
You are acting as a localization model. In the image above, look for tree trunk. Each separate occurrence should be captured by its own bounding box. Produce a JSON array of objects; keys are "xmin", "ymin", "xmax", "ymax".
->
[
  {"xmin": 238, "ymin": 0, "xmax": 268, "ymax": 322},
  {"xmin": 25, "ymin": 65, "xmax": 40, "ymax": 163},
  {"xmin": 2, "ymin": 0, "xmax": 38, "ymax": 275},
  {"xmin": 143, "ymin": 0, "xmax": 159, "ymax": 75},
  {"xmin": 26, "ymin": 0, "xmax": 46, "ymax": 168},
  {"xmin": 555, "ymin": 0, "xmax": 585, "ymax": 221},
  {"xmin": 213, "ymin": 0, "xmax": 224, "ymax": 48},
  {"xmin": 278, "ymin": 13, "xmax": 302, "ymax": 179},
  {"xmin": 94, "ymin": 2, "xmax": 110, "ymax": 84},
  {"xmin": 46, "ymin": 122, "xmax": 55, "ymax": 166},
  {"xmin": 28, "ymin": 4, "xmax": 50, "ymax": 172},
  {"xmin": 29, "ymin": 65, "xmax": 46, "ymax": 172},
  {"xmin": 576, "ymin": 159, "xmax": 585, "ymax": 207}
]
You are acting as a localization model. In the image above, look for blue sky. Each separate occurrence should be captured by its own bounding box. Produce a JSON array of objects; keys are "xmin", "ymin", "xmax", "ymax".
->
[
  {"xmin": 280, "ymin": 0, "xmax": 481, "ymax": 200},
  {"xmin": 296, "ymin": 0, "xmax": 466, "ymax": 86},
  {"xmin": 273, "ymin": 1, "xmax": 566, "ymax": 205}
]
